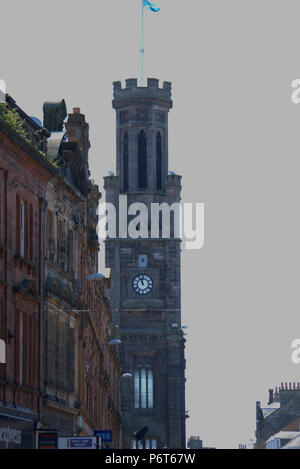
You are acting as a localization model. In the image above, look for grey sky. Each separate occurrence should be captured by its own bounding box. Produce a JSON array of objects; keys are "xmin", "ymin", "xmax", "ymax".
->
[{"xmin": 1, "ymin": 0, "xmax": 300, "ymax": 448}]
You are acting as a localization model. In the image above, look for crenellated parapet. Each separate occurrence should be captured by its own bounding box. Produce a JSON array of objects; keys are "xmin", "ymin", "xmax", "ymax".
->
[
  {"xmin": 165, "ymin": 173, "xmax": 182, "ymax": 189},
  {"xmin": 112, "ymin": 78, "xmax": 172, "ymax": 109},
  {"xmin": 104, "ymin": 175, "xmax": 121, "ymax": 191}
]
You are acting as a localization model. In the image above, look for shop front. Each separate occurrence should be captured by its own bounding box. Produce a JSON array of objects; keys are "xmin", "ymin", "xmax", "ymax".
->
[{"xmin": 0, "ymin": 412, "xmax": 35, "ymax": 449}]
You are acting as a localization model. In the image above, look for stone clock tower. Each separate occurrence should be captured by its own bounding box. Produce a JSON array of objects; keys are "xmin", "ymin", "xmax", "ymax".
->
[{"xmin": 104, "ymin": 78, "xmax": 186, "ymax": 449}]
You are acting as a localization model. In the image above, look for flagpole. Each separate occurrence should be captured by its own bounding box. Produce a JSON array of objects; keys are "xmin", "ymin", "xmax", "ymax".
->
[{"xmin": 140, "ymin": 0, "xmax": 145, "ymax": 85}]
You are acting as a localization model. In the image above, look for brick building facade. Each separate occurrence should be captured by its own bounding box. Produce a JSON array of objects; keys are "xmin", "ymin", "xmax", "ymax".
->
[
  {"xmin": 0, "ymin": 95, "xmax": 121, "ymax": 448},
  {"xmin": 0, "ymin": 97, "xmax": 53, "ymax": 448}
]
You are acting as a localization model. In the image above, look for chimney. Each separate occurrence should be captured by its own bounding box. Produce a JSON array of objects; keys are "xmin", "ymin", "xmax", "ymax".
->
[
  {"xmin": 268, "ymin": 389, "xmax": 274, "ymax": 405},
  {"xmin": 43, "ymin": 99, "xmax": 67, "ymax": 132},
  {"xmin": 256, "ymin": 401, "xmax": 263, "ymax": 422}
]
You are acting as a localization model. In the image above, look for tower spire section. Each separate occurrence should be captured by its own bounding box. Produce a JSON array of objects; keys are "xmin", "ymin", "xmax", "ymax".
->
[
  {"xmin": 105, "ymin": 78, "xmax": 186, "ymax": 449},
  {"xmin": 139, "ymin": 1, "xmax": 160, "ymax": 86},
  {"xmin": 140, "ymin": 0, "xmax": 145, "ymax": 85}
]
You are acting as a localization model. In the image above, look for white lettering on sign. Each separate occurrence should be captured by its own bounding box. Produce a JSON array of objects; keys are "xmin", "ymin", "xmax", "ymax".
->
[{"xmin": 0, "ymin": 426, "xmax": 22, "ymax": 448}]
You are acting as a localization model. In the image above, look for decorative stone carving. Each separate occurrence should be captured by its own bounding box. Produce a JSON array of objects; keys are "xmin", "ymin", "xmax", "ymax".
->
[
  {"xmin": 14, "ymin": 279, "xmax": 39, "ymax": 298},
  {"xmin": 120, "ymin": 111, "xmax": 129, "ymax": 124},
  {"xmin": 135, "ymin": 357, "xmax": 152, "ymax": 368},
  {"xmin": 136, "ymin": 108, "xmax": 148, "ymax": 121},
  {"xmin": 155, "ymin": 111, "xmax": 165, "ymax": 123},
  {"xmin": 43, "ymin": 100, "xmax": 67, "ymax": 132}
]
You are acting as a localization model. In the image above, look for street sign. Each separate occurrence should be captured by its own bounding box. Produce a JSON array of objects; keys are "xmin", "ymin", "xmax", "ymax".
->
[
  {"xmin": 93, "ymin": 430, "xmax": 113, "ymax": 443},
  {"xmin": 38, "ymin": 432, "xmax": 58, "ymax": 449},
  {"xmin": 58, "ymin": 437, "xmax": 97, "ymax": 449}
]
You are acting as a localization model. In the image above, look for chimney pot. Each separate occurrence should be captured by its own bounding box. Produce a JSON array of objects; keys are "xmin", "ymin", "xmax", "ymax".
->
[{"xmin": 73, "ymin": 107, "xmax": 81, "ymax": 114}]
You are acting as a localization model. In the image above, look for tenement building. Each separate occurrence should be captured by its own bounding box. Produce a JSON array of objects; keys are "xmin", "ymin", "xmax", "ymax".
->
[
  {"xmin": 0, "ymin": 96, "xmax": 54, "ymax": 448},
  {"xmin": 0, "ymin": 94, "xmax": 121, "ymax": 448},
  {"xmin": 255, "ymin": 383, "xmax": 300, "ymax": 448},
  {"xmin": 42, "ymin": 101, "xmax": 102, "ymax": 436},
  {"xmin": 105, "ymin": 78, "xmax": 186, "ymax": 449}
]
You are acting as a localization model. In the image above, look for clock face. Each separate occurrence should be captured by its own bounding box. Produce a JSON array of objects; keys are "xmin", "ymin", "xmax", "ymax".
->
[{"xmin": 132, "ymin": 274, "xmax": 154, "ymax": 296}]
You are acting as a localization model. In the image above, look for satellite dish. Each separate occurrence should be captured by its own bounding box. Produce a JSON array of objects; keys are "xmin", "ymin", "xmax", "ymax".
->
[
  {"xmin": 108, "ymin": 170, "xmax": 115, "ymax": 176},
  {"xmin": 30, "ymin": 116, "xmax": 42, "ymax": 127},
  {"xmin": 0, "ymin": 79, "xmax": 6, "ymax": 104}
]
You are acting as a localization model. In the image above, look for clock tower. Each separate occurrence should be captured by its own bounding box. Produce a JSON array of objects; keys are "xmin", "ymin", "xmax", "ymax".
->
[{"xmin": 104, "ymin": 78, "xmax": 186, "ymax": 449}]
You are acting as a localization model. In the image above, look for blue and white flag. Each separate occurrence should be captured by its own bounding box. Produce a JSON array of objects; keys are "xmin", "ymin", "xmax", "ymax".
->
[{"xmin": 143, "ymin": 0, "xmax": 160, "ymax": 13}]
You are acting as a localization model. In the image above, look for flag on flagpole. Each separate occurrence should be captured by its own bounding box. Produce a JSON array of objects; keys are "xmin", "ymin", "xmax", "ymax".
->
[{"xmin": 143, "ymin": 0, "xmax": 160, "ymax": 13}]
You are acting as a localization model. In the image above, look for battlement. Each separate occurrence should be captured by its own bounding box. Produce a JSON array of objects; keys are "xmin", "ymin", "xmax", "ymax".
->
[
  {"xmin": 165, "ymin": 173, "xmax": 182, "ymax": 189},
  {"xmin": 103, "ymin": 175, "xmax": 121, "ymax": 190},
  {"xmin": 112, "ymin": 78, "xmax": 172, "ymax": 107}
]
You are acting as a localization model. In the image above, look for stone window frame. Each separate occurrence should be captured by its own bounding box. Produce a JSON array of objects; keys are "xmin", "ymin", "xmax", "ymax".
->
[
  {"xmin": 123, "ymin": 131, "xmax": 129, "ymax": 192},
  {"xmin": 16, "ymin": 195, "xmax": 34, "ymax": 261},
  {"xmin": 137, "ymin": 129, "xmax": 148, "ymax": 190},
  {"xmin": 156, "ymin": 130, "xmax": 163, "ymax": 191},
  {"xmin": 131, "ymin": 439, "xmax": 158, "ymax": 449},
  {"xmin": 134, "ymin": 357, "xmax": 154, "ymax": 409}
]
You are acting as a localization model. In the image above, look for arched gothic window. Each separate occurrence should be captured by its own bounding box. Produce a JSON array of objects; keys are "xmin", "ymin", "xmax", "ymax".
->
[
  {"xmin": 156, "ymin": 131, "xmax": 162, "ymax": 190},
  {"xmin": 134, "ymin": 358, "xmax": 153, "ymax": 409},
  {"xmin": 123, "ymin": 132, "xmax": 129, "ymax": 192},
  {"xmin": 138, "ymin": 130, "xmax": 147, "ymax": 190}
]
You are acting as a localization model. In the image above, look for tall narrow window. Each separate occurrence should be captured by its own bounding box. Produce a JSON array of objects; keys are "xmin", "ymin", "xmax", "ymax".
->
[
  {"xmin": 47, "ymin": 210, "xmax": 55, "ymax": 262},
  {"xmin": 29, "ymin": 204, "xmax": 33, "ymax": 261},
  {"xmin": 0, "ymin": 301, "xmax": 4, "ymax": 378},
  {"xmin": 47, "ymin": 313, "xmax": 56, "ymax": 385},
  {"xmin": 16, "ymin": 198, "xmax": 31, "ymax": 259},
  {"xmin": 58, "ymin": 320, "xmax": 67, "ymax": 389},
  {"xmin": 0, "ymin": 182, "xmax": 2, "ymax": 246},
  {"xmin": 134, "ymin": 365, "xmax": 154, "ymax": 409},
  {"xmin": 16, "ymin": 311, "xmax": 34, "ymax": 387},
  {"xmin": 67, "ymin": 230, "xmax": 74, "ymax": 275},
  {"xmin": 20, "ymin": 201, "xmax": 25, "ymax": 257},
  {"xmin": 123, "ymin": 132, "xmax": 129, "ymax": 192},
  {"xmin": 138, "ymin": 130, "xmax": 147, "ymax": 190},
  {"xmin": 57, "ymin": 219, "xmax": 65, "ymax": 270},
  {"xmin": 67, "ymin": 325, "xmax": 75, "ymax": 392},
  {"xmin": 24, "ymin": 201, "xmax": 29, "ymax": 258},
  {"xmin": 156, "ymin": 132, "xmax": 162, "ymax": 190},
  {"xmin": 16, "ymin": 311, "xmax": 23, "ymax": 385},
  {"xmin": 131, "ymin": 439, "xmax": 157, "ymax": 449}
]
